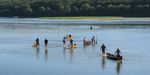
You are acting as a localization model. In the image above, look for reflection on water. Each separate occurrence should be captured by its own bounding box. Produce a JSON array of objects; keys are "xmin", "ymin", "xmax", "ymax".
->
[
  {"xmin": 63, "ymin": 48, "xmax": 66, "ymax": 58},
  {"xmin": 62, "ymin": 47, "xmax": 75, "ymax": 63},
  {"xmin": 34, "ymin": 46, "xmax": 49, "ymax": 63},
  {"xmin": 116, "ymin": 61, "xmax": 123, "ymax": 75},
  {"xmin": 44, "ymin": 48, "xmax": 48, "ymax": 63},
  {"xmin": 92, "ymin": 44, "xmax": 96, "ymax": 50},
  {"xmin": 69, "ymin": 49, "xmax": 74, "ymax": 63},
  {"xmin": 35, "ymin": 47, "xmax": 40, "ymax": 61},
  {"xmin": 101, "ymin": 56, "xmax": 106, "ymax": 70},
  {"xmin": 100, "ymin": 55, "xmax": 123, "ymax": 75}
]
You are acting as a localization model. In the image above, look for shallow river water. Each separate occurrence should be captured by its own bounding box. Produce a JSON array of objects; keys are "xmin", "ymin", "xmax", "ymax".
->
[{"xmin": 0, "ymin": 18, "xmax": 150, "ymax": 75}]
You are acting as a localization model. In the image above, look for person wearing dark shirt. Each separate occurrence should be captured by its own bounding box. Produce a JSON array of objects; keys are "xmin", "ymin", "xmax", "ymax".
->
[
  {"xmin": 70, "ymin": 39, "xmax": 73, "ymax": 46},
  {"xmin": 91, "ymin": 36, "xmax": 96, "ymax": 44},
  {"xmin": 44, "ymin": 38, "xmax": 48, "ymax": 47},
  {"xmin": 90, "ymin": 26, "xmax": 93, "ymax": 30},
  {"xmin": 62, "ymin": 37, "xmax": 66, "ymax": 45},
  {"xmin": 115, "ymin": 48, "xmax": 121, "ymax": 57},
  {"xmin": 100, "ymin": 44, "xmax": 106, "ymax": 54},
  {"xmin": 36, "ymin": 38, "xmax": 39, "ymax": 46}
]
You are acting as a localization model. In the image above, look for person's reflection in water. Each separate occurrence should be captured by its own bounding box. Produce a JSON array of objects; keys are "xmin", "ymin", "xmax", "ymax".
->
[
  {"xmin": 44, "ymin": 48, "xmax": 48, "ymax": 63},
  {"xmin": 35, "ymin": 47, "xmax": 40, "ymax": 61},
  {"xmin": 63, "ymin": 47, "xmax": 66, "ymax": 58},
  {"xmin": 116, "ymin": 61, "xmax": 123, "ymax": 75},
  {"xmin": 101, "ymin": 56, "xmax": 106, "ymax": 70},
  {"xmin": 83, "ymin": 44, "xmax": 89, "ymax": 52},
  {"xmin": 69, "ymin": 49, "xmax": 74, "ymax": 63},
  {"xmin": 92, "ymin": 44, "xmax": 96, "ymax": 50}
]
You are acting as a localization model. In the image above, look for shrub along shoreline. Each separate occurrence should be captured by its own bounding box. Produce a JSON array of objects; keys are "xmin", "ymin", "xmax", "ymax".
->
[
  {"xmin": 0, "ymin": 0, "xmax": 150, "ymax": 17},
  {"xmin": 40, "ymin": 16, "xmax": 150, "ymax": 20}
]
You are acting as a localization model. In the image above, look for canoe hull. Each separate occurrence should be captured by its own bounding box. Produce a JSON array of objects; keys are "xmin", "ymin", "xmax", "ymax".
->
[
  {"xmin": 84, "ymin": 41, "xmax": 94, "ymax": 45},
  {"xmin": 83, "ymin": 40, "xmax": 97, "ymax": 45},
  {"xmin": 106, "ymin": 53, "xmax": 122, "ymax": 60}
]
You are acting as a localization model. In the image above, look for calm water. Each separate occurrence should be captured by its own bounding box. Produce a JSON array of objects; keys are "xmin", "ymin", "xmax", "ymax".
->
[{"xmin": 0, "ymin": 18, "xmax": 150, "ymax": 75}]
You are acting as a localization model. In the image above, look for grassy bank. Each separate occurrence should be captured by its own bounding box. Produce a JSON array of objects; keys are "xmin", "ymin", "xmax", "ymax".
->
[{"xmin": 40, "ymin": 16, "xmax": 150, "ymax": 20}]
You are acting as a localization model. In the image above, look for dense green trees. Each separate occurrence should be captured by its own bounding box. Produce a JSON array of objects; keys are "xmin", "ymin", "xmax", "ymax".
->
[{"xmin": 0, "ymin": 0, "xmax": 150, "ymax": 17}]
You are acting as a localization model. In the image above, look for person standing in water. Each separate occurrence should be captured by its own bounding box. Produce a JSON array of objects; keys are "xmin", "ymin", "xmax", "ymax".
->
[
  {"xmin": 70, "ymin": 39, "xmax": 73, "ymax": 46},
  {"xmin": 91, "ymin": 36, "xmax": 96, "ymax": 44},
  {"xmin": 115, "ymin": 48, "xmax": 121, "ymax": 57},
  {"xmin": 36, "ymin": 38, "xmax": 39, "ymax": 46},
  {"xmin": 63, "ymin": 37, "xmax": 66, "ymax": 46},
  {"xmin": 68, "ymin": 34, "xmax": 72, "ymax": 40},
  {"xmin": 100, "ymin": 44, "xmax": 106, "ymax": 54},
  {"xmin": 44, "ymin": 38, "xmax": 48, "ymax": 47},
  {"xmin": 90, "ymin": 26, "xmax": 93, "ymax": 30}
]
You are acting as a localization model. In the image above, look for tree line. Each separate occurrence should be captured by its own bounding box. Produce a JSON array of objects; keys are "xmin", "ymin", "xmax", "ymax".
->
[{"xmin": 0, "ymin": 0, "xmax": 150, "ymax": 17}]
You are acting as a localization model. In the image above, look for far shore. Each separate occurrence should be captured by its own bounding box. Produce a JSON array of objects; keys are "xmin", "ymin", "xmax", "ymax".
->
[{"xmin": 39, "ymin": 16, "xmax": 150, "ymax": 20}]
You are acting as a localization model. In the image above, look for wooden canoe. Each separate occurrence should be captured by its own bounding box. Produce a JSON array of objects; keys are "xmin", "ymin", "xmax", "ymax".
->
[
  {"xmin": 83, "ymin": 40, "xmax": 93, "ymax": 45},
  {"xmin": 106, "ymin": 53, "xmax": 123, "ymax": 60}
]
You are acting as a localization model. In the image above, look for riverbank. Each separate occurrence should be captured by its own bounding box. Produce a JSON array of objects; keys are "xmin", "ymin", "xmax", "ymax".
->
[{"xmin": 40, "ymin": 16, "xmax": 150, "ymax": 20}]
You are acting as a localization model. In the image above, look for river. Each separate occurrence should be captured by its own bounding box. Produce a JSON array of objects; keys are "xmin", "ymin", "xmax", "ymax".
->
[{"xmin": 0, "ymin": 18, "xmax": 150, "ymax": 75}]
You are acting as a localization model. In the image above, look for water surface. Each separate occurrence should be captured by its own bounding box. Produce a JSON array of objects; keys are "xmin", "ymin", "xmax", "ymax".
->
[{"xmin": 0, "ymin": 18, "xmax": 150, "ymax": 75}]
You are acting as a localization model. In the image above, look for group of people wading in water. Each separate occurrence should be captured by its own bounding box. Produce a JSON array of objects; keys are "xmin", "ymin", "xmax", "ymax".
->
[
  {"xmin": 62, "ymin": 34, "xmax": 77, "ymax": 48},
  {"xmin": 32, "ymin": 34, "xmax": 122, "ymax": 59},
  {"xmin": 32, "ymin": 38, "xmax": 48, "ymax": 48}
]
